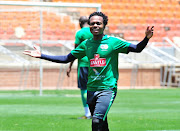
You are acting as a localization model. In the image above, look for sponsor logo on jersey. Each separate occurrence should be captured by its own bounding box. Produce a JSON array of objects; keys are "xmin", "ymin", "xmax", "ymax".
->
[{"xmin": 90, "ymin": 54, "xmax": 106, "ymax": 67}]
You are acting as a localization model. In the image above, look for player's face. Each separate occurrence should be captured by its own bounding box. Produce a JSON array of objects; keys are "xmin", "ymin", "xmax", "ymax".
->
[{"xmin": 89, "ymin": 15, "xmax": 104, "ymax": 36}]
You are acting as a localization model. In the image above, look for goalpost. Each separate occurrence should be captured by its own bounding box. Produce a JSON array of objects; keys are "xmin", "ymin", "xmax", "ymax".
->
[{"xmin": 0, "ymin": 1, "xmax": 101, "ymax": 95}]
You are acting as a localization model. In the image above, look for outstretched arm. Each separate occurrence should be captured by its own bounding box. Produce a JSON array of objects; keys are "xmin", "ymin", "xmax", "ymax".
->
[
  {"xmin": 41, "ymin": 53, "xmax": 76, "ymax": 63},
  {"xmin": 23, "ymin": 45, "xmax": 76, "ymax": 63},
  {"xmin": 128, "ymin": 26, "xmax": 154, "ymax": 53}
]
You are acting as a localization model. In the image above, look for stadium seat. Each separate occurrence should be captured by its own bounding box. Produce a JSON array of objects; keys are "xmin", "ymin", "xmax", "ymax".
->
[
  {"xmin": 108, "ymin": 24, "xmax": 118, "ymax": 33},
  {"xmin": 0, "ymin": 32, "xmax": 11, "ymax": 40},
  {"xmin": 0, "ymin": 29, "xmax": 4, "ymax": 34},
  {"xmin": 43, "ymin": 27, "xmax": 54, "ymax": 35},
  {"xmin": 6, "ymin": 28, "xmax": 14, "ymax": 35},
  {"xmin": 135, "ymin": 24, "xmax": 147, "ymax": 31}
]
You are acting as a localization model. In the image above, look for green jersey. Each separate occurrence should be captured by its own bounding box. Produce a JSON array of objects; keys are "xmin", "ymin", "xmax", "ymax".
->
[
  {"xmin": 71, "ymin": 35, "xmax": 131, "ymax": 92},
  {"xmin": 75, "ymin": 27, "xmax": 93, "ymax": 67}
]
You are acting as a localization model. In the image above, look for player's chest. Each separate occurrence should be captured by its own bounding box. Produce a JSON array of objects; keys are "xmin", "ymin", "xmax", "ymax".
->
[{"xmin": 86, "ymin": 43, "xmax": 113, "ymax": 59}]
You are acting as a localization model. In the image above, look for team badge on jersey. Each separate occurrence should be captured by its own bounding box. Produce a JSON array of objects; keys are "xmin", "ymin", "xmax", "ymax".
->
[
  {"xmin": 100, "ymin": 44, "xmax": 108, "ymax": 50},
  {"xmin": 90, "ymin": 54, "xmax": 106, "ymax": 67}
]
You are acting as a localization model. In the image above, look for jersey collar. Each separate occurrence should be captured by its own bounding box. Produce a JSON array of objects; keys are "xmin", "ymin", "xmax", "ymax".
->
[{"xmin": 91, "ymin": 35, "xmax": 108, "ymax": 42}]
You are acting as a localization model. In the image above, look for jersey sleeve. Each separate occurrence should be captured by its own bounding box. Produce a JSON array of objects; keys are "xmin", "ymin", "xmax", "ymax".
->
[
  {"xmin": 71, "ymin": 40, "xmax": 86, "ymax": 59},
  {"xmin": 74, "ymin": 30, "xmax": 81, "ymax": 45},
  {"xmin": 113, "ymin": 37, "xmax": 131, "ymax": 54}
]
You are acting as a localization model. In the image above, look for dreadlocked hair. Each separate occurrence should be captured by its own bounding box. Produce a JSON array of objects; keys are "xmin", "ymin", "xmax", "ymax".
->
[{"xmin": 88, "ymin": 12, "xmax": 108, "ymax": 27}]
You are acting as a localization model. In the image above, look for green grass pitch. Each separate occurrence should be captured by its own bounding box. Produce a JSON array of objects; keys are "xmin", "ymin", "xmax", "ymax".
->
[{"xmin": 0, "ymin": 88, "xmax": 180, "ymax": 131}]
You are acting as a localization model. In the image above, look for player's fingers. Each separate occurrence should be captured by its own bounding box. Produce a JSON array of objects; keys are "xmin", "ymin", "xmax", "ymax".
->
[
  {"xmin": 67, "ymin": 73, "xmax": 70, "ymax": 77},
  {"xmin": 147, "ymin": 26, "xmax": 149, "ymax": 30},
  {"xmin": 33, "ymin": 44, "xmax": 39, "ymax": 51},
  {"xmin": 23, "ymin": 51, "xmax": 31, "ymax": 55},
  {"xmin": 33, "ymin": 45, "xmax": 37, "ymax": 50},
  {"xmin": 23, "ymin": 50, "xmax": 31, "ymax": 53},
  {"xmin": 151, "ymin": 26, "xmax": 154, "ymax": 31},
  {"xmin": 23, "ymin": 50, "xmax": 31, "ymax": 52}
]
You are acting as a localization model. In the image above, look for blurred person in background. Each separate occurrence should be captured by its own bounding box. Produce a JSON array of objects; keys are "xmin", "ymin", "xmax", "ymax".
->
[
  {"xmin": 66, "ymin": 16, "xmax": 93, "ymax": 119},
  {"xmin": 23, "ymin": 11, "xmax": 154, "ymax": 131}
]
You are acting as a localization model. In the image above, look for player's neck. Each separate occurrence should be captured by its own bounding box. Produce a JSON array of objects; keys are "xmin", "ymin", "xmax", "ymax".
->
[
  {"xmin": 93, "ymin": 34, "xmax": 104, "ymax": 41},
  {"xmin": 82, "ymin": 23, "xmax": 89, "ymax": 28}
]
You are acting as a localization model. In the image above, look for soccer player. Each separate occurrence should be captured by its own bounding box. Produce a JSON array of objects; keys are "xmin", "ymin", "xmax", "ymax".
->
[
  {"xmin": 66, "ymin": 16, "xmax": 93, "ymax": 119},
  {"xmin": 23, "ymin": 12, "xmax": 154, "ymax": 131}
]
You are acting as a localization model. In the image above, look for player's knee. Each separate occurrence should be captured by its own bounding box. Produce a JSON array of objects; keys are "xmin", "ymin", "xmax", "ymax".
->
[
  {"xmin": 92, "ymin": 118, "xmax": 103, "ymax": 131},
  {"xmin": 92, "ymin": 117, "xmax": 100, "ymax": 124}
]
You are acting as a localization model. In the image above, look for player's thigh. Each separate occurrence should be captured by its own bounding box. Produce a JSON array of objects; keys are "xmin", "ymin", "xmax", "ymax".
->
[
  {"xmin": 93, "ymin": 90, "xmax": 117, "ymax": 120},
  {"xmin": 87, "ymin": 91, "xmax": 96, "ymax": 116}
]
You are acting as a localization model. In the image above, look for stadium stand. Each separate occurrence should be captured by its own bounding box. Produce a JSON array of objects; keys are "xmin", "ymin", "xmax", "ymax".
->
[{"xmin": 0, "ymin": 0, "xmax": 179, "ymax": 42}]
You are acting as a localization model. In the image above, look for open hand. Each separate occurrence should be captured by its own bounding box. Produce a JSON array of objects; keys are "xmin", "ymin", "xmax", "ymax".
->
[
  {"xmin": 145, "ymin": 26, "xmax": 154, "ymax": 39},
  {"xmin": 23, "ymin": 45, "xmax": 41, "ymax": 58}
]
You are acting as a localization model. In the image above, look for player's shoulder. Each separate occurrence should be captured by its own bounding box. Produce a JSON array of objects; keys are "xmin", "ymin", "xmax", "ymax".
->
[
  {"xmin": 82, "ymin": 38, "xmax": 93, "ymax": 46},
  {"xmin": 75, "ymin": 29, "xmax": 82, "ymax": 35},
  {"xmin": 76, "ymin": 28, "xmax": 89, "ymax": 36},
  {"xmin": 85, "ymin": 38, "xmax": 93, "ymax": 43},
  {"xmin": 107, "ymin": 35, "xmax": 127, "ymax": 42},
  {"xmin": 107, "ymin": 35, "xmax": 125, "ymax": 41},
  {"xmin": 81, "ymin": 39, "xmax": 89, "ymax": 45},
  {"xmin": 82, "ymin": 27, "xmax": 91, "ymax": 34}
]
